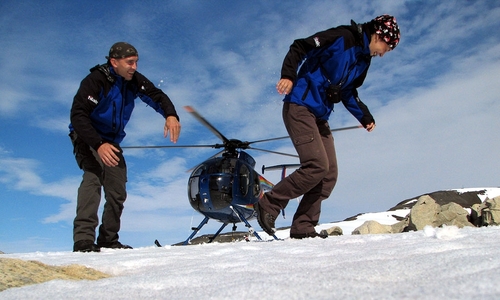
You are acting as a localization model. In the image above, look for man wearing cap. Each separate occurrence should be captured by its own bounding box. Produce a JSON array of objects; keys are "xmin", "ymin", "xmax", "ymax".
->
[
  {"xmin": 255, "ymin": 15, "xmax": 400, "ymax": 239},
  {"xmin": 69, "ymin": 42, "xmax": 181, "ymax": 252}
]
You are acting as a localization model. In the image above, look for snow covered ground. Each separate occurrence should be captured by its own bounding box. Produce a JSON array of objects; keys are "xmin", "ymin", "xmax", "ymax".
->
[{"xmin": 2, "ymin": 196, "xmax": 500, "ymax": 299}]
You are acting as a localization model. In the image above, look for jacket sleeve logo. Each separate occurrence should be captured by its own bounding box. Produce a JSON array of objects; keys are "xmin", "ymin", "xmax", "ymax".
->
[
  {"xmin": 87, "ymin": 95, "xmax": 98, "ymax": 105},
  {"xmin": 314, "ymin": 37, "xmax": 321, "ymax": 47}
]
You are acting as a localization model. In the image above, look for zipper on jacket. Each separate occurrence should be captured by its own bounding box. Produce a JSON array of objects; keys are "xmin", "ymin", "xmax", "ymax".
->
[
  {"xmin": 301, "ymin": 80, "xmax": 311, "ymax": 101},
  {"xmin": 112, "ymin": 102, "xmax": 117, "ymax": 131},
  {"xmin": 119, "ymin": 82, "xmax": 127, "ymax": 135}
]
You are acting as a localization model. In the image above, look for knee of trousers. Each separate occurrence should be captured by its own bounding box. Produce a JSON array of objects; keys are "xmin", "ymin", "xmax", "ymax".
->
[
  {"xmin": 305, "ymin": 163, "xmax": 330, "ymax": 183},
  {"xmin": 81, "ymin": 170, "xmax": 103, "ymax": 186},
  {"xmin": 321, "ymin": 170, "xmax": 338, "ymax": 196}
]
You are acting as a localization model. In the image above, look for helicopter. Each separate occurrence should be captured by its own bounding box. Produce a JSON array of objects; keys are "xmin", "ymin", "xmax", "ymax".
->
[{"xmin": 124, "ymin": 106, "xmax": 361, "ymax": 245}]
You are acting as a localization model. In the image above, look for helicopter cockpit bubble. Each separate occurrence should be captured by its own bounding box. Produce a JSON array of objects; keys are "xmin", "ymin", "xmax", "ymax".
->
[{"xmin": 187, "ymin": 157, "xmax": 237, "ymax": 212}]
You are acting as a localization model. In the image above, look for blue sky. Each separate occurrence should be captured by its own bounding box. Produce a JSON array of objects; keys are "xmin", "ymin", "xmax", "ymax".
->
[{"xmin": 1, "ymin": 0, "xmax": 499, "ymax": 253}]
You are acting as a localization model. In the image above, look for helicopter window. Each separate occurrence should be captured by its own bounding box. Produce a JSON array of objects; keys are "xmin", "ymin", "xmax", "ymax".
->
[
  {"xmin": 206, "ymin": 158, "xmax": 237, "ymax": 174},
  {"xmin": 239, "ymin": 164, "xmax": 250, "ymax": 197},
  {"xmin": 209, "ymin": 175, "xmax": 233, "ymax": 208},
  {"xmin": 191, "ymin": 164, "xmax": 206, "ymax": 177},
  {"xmin": 188, "ymin": 176, "xmax": 200, "ymax": 202},
  {"xmin": 207, "ymin": 163, "xmax": 220, "ymax": 174},
  {"xmin": 253, "ymin": 171, "xmax": 261, "ymax": 197},
  {"xmin": 209, "ymin": 175, "xmax": 232, "ymax": 193},
  {"xmin": 220, "ymin": 159, "xmax": 234, "ymax": 173}
]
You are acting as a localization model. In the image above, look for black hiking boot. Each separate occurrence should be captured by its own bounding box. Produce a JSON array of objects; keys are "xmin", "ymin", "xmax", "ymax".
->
[
  {"xmin": 73, "ymin": 240, "xmax": 101, "ymax": 253},
  {"xmin": 97, "ymin": 241, "xmax": 133, "ymax": 249},
  {"xmin": 290, "ymin": 230, "xmax": 329, "ymax": 239},
  {"xmin": 254, "ymin": 202, "xmax": 276, "ymax": 235}
]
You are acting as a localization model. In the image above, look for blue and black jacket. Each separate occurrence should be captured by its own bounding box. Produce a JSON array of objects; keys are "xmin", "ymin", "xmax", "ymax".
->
[
  {"xmin": 281, "ymin": 20, "xmax": 375, "ymax": 125},
  {"xmin": 69, "ymin": 63, "xmax": 179, "ymax": 150}
]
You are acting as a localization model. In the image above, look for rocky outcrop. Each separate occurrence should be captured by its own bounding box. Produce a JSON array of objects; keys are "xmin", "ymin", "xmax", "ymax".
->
[
  {"xmin": 405, "ymin": 195, "xmax": 473, "ymax": 231},
  {"xmin": 470, "ymin": 197, "xmax": 500, "ymax": 226},
  {"xmin": 351, "ymin": 192, "xmax": 500, "ymax": 235},
  {"xmin": 388, "ymin": 190, "xmax": 482, "ymax": 210}
]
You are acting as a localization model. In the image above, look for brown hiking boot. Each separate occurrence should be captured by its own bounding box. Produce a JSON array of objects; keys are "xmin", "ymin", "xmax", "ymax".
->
[
  {"xmin": 254, "ymin": 202, "xmax": 276, "ymax": 235},
  {"xmin": 290, "ymin": 230, "xmax": 328, "ymax": 239}
]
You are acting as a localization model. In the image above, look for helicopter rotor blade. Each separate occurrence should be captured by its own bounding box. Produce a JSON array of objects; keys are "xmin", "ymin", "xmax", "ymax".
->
[
  {"xmin": 246, "ymin": 146, "xmax": 299, "ymax": 158},
  {"xmin": 184, "ymin": 106, "xmax": 230, "ymax": 143},
  {"xmin": 200, "ymin": 149, "xmax": 225, "ymax": 161},
  {"xmin": 122, "ymin": 144, "xmax": 217, "ymax": 149},
  {"xmin": 330, "ymin": 125, "xmax": 363, "ymax": 132},
  {"xmin": 248, "ymin": 125, "xmax": 363, "ymax": 145}
]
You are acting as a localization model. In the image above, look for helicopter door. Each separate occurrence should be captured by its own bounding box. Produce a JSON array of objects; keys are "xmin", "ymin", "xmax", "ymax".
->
[
  {"xmin": 237, "ymin": 162, "xmax": 261, "ymax": 202},
  {"xmin": 239, "ymin": 164, "xmax": 250, "ymax": 197}
]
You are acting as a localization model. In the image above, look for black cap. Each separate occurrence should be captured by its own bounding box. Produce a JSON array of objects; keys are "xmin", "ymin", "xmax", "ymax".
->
[{"xmin": 106, "ymin": 42, "xmax": 138, "ymax": 60}]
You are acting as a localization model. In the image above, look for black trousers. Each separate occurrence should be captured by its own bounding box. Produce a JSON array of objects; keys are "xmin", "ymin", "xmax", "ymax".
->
[
  {"xmin": 70, "ymin": 132, "xmax": 127, "ymax": 244},
  {"xmin": 258, "ymin": 102, "xmax": 338, "ymax": 235}
]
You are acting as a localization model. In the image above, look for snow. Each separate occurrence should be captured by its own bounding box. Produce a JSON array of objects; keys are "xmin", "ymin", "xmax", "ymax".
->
[{"xmin": 3, "ymin": 198, "xmax": 500, "ymax": 299}]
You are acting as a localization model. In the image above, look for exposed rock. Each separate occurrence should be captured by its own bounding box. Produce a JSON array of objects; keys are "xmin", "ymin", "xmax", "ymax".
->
[
  {"xmin": 471, "ymin": 196, "xmax": 500, "ymax": 226},
  {"xmin": 322, "ymin": 226, "xmax": 343, "ymax": 236},
  {"xmin": 343, "ymin": 213, "xmax": 363, "ymax": 222},
  {"xmin": 470, "ymin": 203, "xmax": 485, "ymax": 226},
  {"xmin": 391, "ymin": 214, "xmax": 406, "ymax": 222},
  {"xmin": 391, "ymin": 218, "xmax": 409, "ymax": 233},
  {"xmin": 352, "ymin": 220, "xmax": 392, "ymax": 235},
  {"xmin": 405, "ymin": 195, "xmax": 441, "ymax": 231},
  {"xmin": 353, "ymin": 194, "xmax": 476, "ymax": 235},
  {"xmin": 436, "ymin": 202, "xmax": 472, "ymax": 228},
  {"xmin": 427, "ymin": 190, "xmax": 482, "ymax": 207},
  {"xmin": 404, "ymin": 195, "xmax": 473, "ymax": 231},
  {"xmin": 389, "ymin": 190, "xmax": 483, "ymax": 211}
]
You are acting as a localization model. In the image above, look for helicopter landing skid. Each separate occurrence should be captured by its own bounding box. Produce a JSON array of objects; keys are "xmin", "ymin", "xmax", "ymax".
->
[
  {"xmin": 181, "ymin": 209, "xmax": 279, "ymax": 245},
  {"xmin": 182, "ymin": 216, "xmax": 210, "ymax": 245}
]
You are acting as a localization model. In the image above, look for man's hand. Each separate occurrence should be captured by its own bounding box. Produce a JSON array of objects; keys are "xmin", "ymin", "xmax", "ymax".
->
[
  {"xmin": 276, "ymin": 78, "xmax": 293, "ymax": 95},
  {"xmin": 365, "ymin": 122, "xmax": 376, "ymax": 132},
  {"xmin": 97, "ymin": 143, "xmax": 120, "ymax": 167},
  {"xmin": 164, "ymin": 116, "xmax": 181, "ymax": 143}
]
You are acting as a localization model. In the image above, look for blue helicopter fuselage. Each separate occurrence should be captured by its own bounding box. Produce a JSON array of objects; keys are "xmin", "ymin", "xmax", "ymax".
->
[{"xmin": 187, "ymin": 151, "xmax": 273, "ymax": 224}]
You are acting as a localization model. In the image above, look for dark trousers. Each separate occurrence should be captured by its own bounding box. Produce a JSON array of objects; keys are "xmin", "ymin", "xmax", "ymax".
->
[
  {"xmin": 70, "ymin": 132, "xmax": 127, "ymax": 244},
  {"xmin": 259, "ymin": 102, "xmax": 338, "ymax": 235}
]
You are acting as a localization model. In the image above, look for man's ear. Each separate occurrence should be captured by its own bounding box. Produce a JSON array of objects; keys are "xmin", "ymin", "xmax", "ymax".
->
[{"xmin": 109, "ymin": 58, "xmax": 118, "ymax": 68}]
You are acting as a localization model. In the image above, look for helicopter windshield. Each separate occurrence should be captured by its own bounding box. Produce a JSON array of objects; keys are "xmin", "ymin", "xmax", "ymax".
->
[
  {"xmin": 187, "ymin": 157, "xmax": 239, "ymax": 211},
  {"xmin": 209, "ymin": 174, "xmax": 233, "ymax": 209}
]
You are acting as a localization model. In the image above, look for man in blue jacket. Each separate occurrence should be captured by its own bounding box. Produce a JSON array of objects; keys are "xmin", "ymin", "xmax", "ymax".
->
[
  {"xmin": 69, "ymin": 42, "xmax": 181, "ymax": 252},
  {"xmin": 255, "ymin": 15, "xmax": 400, "ymax": 239}
]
